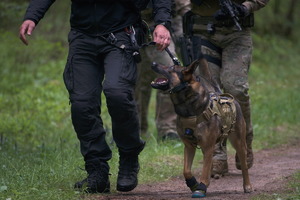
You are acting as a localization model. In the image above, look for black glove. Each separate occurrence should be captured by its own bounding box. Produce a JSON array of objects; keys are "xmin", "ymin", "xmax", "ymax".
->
[{"xmin": 214, "ymin": 3, "xmax": 250, "ymax": 21}]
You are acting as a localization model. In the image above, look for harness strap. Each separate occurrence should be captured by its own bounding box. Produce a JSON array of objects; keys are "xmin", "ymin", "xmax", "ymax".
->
[
  {"xmin": 179, "ymin": 93, "xmax": 237, "ymax": 144},
  {"xmin": 201, "ymin": 39, "xmax": 222, "ymax": 54},
  {"xmin": 201, "ymin": 39, "xmax": 222, "ymax": 68}
]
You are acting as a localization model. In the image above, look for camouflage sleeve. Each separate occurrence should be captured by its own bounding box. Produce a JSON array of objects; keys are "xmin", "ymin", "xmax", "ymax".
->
[{"xmin": 242, "ymin": 0, "xmax": 270, "ymax": 12}]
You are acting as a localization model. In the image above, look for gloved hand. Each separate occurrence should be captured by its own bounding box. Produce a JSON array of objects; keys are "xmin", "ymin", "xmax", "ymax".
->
[{"xmin": 214, "ymin": 3, "xmax": 250, "ymax": 21}]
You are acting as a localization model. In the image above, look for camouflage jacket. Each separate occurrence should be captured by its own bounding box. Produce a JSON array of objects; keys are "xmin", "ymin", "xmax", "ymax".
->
[{"xmin": 191, "ymin": 0, "xmax": 269, "ymax": 16}]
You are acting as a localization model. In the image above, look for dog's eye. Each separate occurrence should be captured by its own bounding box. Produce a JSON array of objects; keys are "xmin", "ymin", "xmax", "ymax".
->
[{"xmin": 169, "ymin": 65, "xmax": 175, "ymax": 71}]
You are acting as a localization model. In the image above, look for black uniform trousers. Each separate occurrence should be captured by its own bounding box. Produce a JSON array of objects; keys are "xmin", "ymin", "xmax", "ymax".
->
[{"xmin": 63, "ymin": 29, "xmax": 144, "ymax": 163}]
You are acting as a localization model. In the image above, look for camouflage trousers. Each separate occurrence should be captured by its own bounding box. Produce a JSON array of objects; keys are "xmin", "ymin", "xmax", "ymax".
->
[
  {"xmin": 195, "ymin": 27, "xmax": 254, "ymax": 161},
  {"xmin": 135, "ymin": 41, "xmax": 177, "ymax": 139}
]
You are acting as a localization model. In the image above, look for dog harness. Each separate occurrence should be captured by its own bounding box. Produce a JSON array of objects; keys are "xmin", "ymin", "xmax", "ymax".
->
[{"xmin": 178, "ymin": 93, "xmax": 237, "ymax": 146}]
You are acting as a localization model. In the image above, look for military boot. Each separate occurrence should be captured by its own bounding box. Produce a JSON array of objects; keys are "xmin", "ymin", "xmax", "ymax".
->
[
  {"xmin": 211, "ymin": 139, "xmax": 228, "ymax": 179},
  {"xmin": 211, "ymin": 159, "xmax": 228, "ymax": 179},
  {"xmin": 74, "ymin": 160, "xmax": 110, "ymax": 193},
  {"xmin": 235, "ymin": 100, "xmax": 254, "ymax": 170},
  {"xmin": 117, "ymin": 142, "xmax": 145, "ymax": 192}
]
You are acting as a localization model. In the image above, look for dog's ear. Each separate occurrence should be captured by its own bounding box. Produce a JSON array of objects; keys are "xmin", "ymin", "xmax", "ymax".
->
[
  {"xmin": 185, "ymin": 60, "xmax": 200, "ymax": 74},
  {"xmin": 181, "ymin": 60, "xmax": 199, "ymax": 82},
  {"xmin": 197, "ymin": 55, "xmax": 223, "ymax": 93},
  {"xmin": 197, "ymin": 55, "xmax": 211, "ymax": 80}
]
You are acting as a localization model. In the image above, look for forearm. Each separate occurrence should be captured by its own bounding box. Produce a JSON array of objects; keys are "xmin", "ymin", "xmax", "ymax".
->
[
  {"xmin": 242, "ymin": 0, "xmax": 269, "ymax": 12},
  {"xmin": 152, "ymin": 0, "xmax": 172, "ymax": 25},
  {"xmin": 23, "ymin": 0, "xmax": 56, "ymax": 24}
]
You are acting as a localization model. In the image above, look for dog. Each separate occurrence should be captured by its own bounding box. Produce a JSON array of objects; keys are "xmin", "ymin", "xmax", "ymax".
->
[{"xmin": 151, "ymin": 54, "xmax": 252, "ymax": 198}]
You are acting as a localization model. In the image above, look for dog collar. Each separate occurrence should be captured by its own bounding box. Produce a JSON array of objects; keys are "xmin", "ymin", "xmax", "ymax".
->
[{"xmin": 168, "ymin": 82, "xmax": 189, "ymax": 94}]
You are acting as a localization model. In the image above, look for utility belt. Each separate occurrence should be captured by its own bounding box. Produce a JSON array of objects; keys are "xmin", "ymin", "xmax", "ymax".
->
[
  {"xmin": 180, "ymin": 11, "xmax": 254, "ymax": 66},
  {"xmin": 102, "ymin": 21, "xmax": 151, "ymax": 63},
  {"xmin": 183, "ymin": 11, "xmax": 254, "ymax": 36},
  {"xmin": 193, "ymin": 13, "xmax": 254, "ymax": 28}
]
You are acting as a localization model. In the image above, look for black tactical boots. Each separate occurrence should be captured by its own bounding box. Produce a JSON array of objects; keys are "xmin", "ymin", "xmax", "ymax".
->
[
  {"xmin": 75, "ymin": 142, "xmax": 145, "ymax": 193},
  {"xmin": 74, "ymin": 160, "xmax": 110, "ymax": 193},
  {"xmin": 117, "ymin": 142, "xmax": 145, "ymax": 192}
]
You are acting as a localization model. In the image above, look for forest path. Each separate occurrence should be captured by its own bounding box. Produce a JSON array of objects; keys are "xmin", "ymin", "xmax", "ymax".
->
[{"xmin": 90, "ymin": 141, "xmax": 300, "ymax": 200}]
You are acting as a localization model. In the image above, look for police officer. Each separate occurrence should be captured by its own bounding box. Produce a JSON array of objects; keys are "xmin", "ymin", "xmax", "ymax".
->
[
  {"xmin": 19, "ymin": 0, "xmax": 172, "ymax": 193},
  {"xmin": 136, "ymin": 0, "xmax": 191, "ymax": 141},
  {"xmin": 186, "ymin": 0, "xmax": 269, "ymax": 177}
]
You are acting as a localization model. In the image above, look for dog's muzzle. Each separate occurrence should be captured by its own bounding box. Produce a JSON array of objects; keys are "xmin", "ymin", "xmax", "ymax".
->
[{"xmin": 151, "ymin": 77, "xmax": 170, "ymax": 91}]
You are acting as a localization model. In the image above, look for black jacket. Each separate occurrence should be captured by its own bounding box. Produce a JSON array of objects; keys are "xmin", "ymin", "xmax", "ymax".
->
[{"xmin": 23, "ymin": 0, "xmax": 172, "ymax": 36}]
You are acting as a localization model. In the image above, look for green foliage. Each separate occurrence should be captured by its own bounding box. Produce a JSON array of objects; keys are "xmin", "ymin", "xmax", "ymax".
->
[
  {"xmin": 249, "ymin": 33, "xmax": 300, "ymax": 149},
  {"xmin": 0, "ymin": 0, "xmax": 28, "ymax": 30},
  {"xmin": 0, "ymin": 31, "xmax": 71, "ymax": 148},
  {"xmin": 253, "ymin": 0, "xmax": 300, "ymax": 41}
]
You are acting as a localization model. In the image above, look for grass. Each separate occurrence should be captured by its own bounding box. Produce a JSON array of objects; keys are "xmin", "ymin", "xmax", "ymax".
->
[
  {"xmin": 1, "ymin": 1, "xmax": 300, "ymax": 198},
  {"xmin": 249, "ymin": 33, "xmax": 300, "ymax": 150},
  {"xmin": 0, "ymin": 137, "xmax": 189, "ymax": 200}
]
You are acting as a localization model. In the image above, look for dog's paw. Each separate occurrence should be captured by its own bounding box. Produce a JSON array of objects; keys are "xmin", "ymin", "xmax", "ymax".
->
[
  {"xmin": 192, "ymin": 190, "xmax": 206, "ymax": 198},
  {"xmin": 244, "ymin": 184, "xmax": 253, "ymax": 193}
]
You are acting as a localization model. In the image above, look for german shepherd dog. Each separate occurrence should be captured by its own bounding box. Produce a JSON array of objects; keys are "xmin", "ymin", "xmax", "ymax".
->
[{"xmin": 151, "ymin": 55, "xmax": 252, "ymax": 198}]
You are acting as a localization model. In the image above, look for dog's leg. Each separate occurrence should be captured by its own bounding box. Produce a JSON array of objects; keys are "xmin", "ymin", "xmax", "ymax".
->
[
  {"xmin": 200, "ymin": 145, "xmax": 214, "ymax": 187},
  {"xmin": 229, "ymin": 132, "xmax": 253, "ymax": 193},
  {"xmin": 184, "ymin": 144, "xmax": 214, "ymax": 198},
  {"xmin": 183, "ymin": 142, "xmax": 196, "ymax": 180},
  {"xmin": 183, "ymin": 142, "xmax": 207, "ymax": 198}
]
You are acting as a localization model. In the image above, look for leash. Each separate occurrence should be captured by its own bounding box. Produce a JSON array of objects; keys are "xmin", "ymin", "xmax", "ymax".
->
[
  {"xmin": 165, "ymin": 47, "xmax": 181, "ymax": 66},
  {"xmin": 141, "ymin": 41, "xmax": 182, "ymax": 66}
]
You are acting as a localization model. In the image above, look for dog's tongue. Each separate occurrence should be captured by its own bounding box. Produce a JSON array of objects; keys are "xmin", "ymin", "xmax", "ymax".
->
[
  {"xmin": 151, "ymin": 77, "xmax": 170, "ymax": 91},
  {"xmin": 153, "ymin": 77, "xmax": 168, "ymax": 84}
]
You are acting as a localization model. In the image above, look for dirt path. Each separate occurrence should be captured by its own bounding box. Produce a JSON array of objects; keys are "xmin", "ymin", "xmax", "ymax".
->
[{"xmin": 92, "ymin": 142, "xmax": 300, "ymax": 200}]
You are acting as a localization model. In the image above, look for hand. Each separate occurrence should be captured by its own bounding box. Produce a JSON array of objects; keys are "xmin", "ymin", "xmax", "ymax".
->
[
  {"xmin": 214, "ymin": 3, "xmax": 249, "ymax": 21},
  {"xmin": 19, "ymin": 20, "xmax": 36, "ymax": 45},
  {"xmin": 153, "ymin": 25, "xmax": 171, "ymax": 51},
  {"xmin": 234, "ymin": 3, "xmax": 250, "ymax": 17}
]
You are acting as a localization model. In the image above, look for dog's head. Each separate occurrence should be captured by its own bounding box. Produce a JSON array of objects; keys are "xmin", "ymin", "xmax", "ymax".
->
[
  {"xmin": 151, "ymin": 62, "xmax": 193, "ymax": 93},
  {"xmin": 151, "ymin": 55, "xmax": 221, "ymax": 117},
  {"xmin": 151, "ymin": 57, "xmax": 210, "ymax": 93},
  {"xmin": 151, "ymin": 57, "xmax": 213, "ymax": 116}
]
